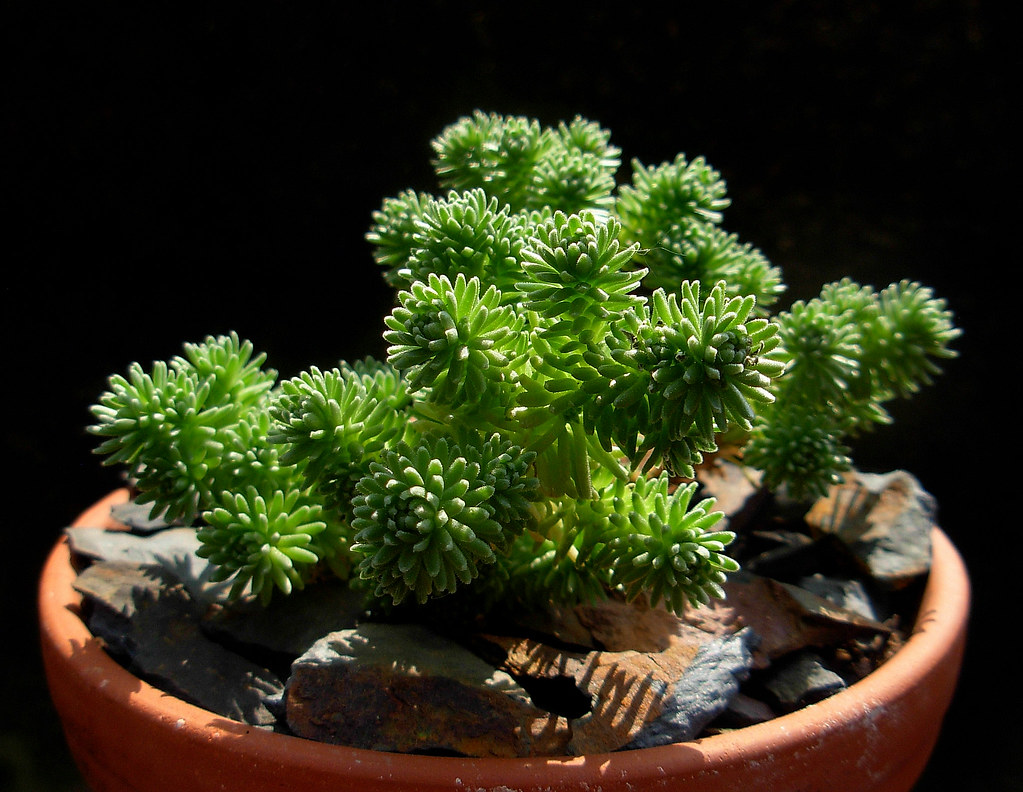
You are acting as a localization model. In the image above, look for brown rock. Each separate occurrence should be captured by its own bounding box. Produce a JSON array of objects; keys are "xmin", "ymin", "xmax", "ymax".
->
[
  {"xmin": 573, "ymin": 594, "xmax": 694, "ymax": 652},
  {"xmin": 806, "ymin": 469, "xmax": 935, "ymax": 588},
  {"xmin": 696, "ymin": 457, "xmax": 765, "ymax": 527},
  {"xmin": 568, "ymin": 640, "xmax": 705, "ymax": 754},
  {"xmin": 683, "ymin": 572, "xmax": 892, "ymax": 668},
  {"xmin": 481, "ymin": 625, "xmax": 715, "ymax": 754},
  {"xmin": 285, "ymin": 623, "xmax": 571, "ymax": 757}
]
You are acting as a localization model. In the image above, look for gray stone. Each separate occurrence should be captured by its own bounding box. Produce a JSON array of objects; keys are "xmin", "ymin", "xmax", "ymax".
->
[
  {"xmin": 623, "ymin": 628, "xmax": 758, "ymax": 748},
  {"xmin": 480, "ymin": 615, "xmax": 756, "ymax": 755},
  {"xmin": 799, "ymin": 573, "xmax": 882, "ymax": 621},
  {"xmin": 73, "ymin": 560, "xmax": 180, "ymax": 655},
  {"xmin": 285, "ymin": 623, "xmax": 571, "ymax": 757},
  {"xmin": 763, "ymin": 651, "xmax": 847, "ymax": 712},
  {"xmin": 715, "ymin": 692, "xmax": 777, "ymax": 729},
  {"xmin": 805, "ymin": 469, "xmax": 935, "ymax": 588},
  {"xmin": 109, "ymin": 499, "xmax": 176, "ymax": 534},
  {"xmin": 67, "ymin": 525, "xmax": 201, "ymax": 565},
  {"xmin": 74, "ymin": 560, "xmax": 284, "ymax": 726},
  {"xmin": 203, "ymin": 579, "xmax": 368, "ymax": 657},
  {"xmin": 743, "ymin": 528, "xmax": 824, "ymax": 580},
  {"xmin": 66, "ymin": 525, "xmax": 233, "ymax": 605}
]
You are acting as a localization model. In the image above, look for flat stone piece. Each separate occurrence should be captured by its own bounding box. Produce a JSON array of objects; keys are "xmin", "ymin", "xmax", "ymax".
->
[
  {"xmin": 682, "ymin": 571, "xmax": 891, "ymax": 668},
  {"xmin": 67, "ymin": 525, "xmax": 201, "ymax": 565},
  {"xmin": 109, "ymin": 499, "xmax": 175, "ymax": 534},
  {"xmin": 696, "ymin": 458, "xmax": 765, "ymax": 528},
  {"xmin": 73, "ymin": 559, "xmax": 173, "ymax": 615},
  {"xmin": 203, "ymin": 579, "xmax": 368, "ymax": 658},
  {"xmin": 573, "ymin": 595, "xmax": 695, "ymax": 652},
  {"xmin": 713, "ymin": 692, "xmax": 777, "ymax": 729},
  {"xmin": 743, "ymin": 529, "xmax": 825, "ymax": 580},
  {"xmin": 482, "ymin": 616, "xmax": 755, "ymax": 754},
  {"xmin": 806, "ymin": 469, "xmax": 935, "ymax": 588},
  {"xmin": 74, "ymin": 560, "xmax": 283, "ymax": 726},
  {"xmin": 285, "ymin": 623, "xmax": 571, "ymax": 757},
  {"xmin": 508, "ymin": 591, "xmax": 727, "ymax": 654},
  {"xmin": 763, "ymin": 651, "xmax": 847, "ymax": 711},
  {"xmin": 799, "ymin": 573, "xmax": 882, "ymax": 621},
  {"xmin": 73, "ymin": 561, "xmax": 180, "ymax": 655},
  {"xmin": 623, "ymin": 628, "xmax": 758, "ymax": 749},
  {"xmin": 66, "ymin": 526, "xmax": 232, "ymax": 605}
]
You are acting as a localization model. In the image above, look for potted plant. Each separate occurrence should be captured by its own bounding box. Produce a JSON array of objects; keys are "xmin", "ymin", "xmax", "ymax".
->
[{"xmin": 39, "ymin": 111, "xmax": 967, "ymax": 791}]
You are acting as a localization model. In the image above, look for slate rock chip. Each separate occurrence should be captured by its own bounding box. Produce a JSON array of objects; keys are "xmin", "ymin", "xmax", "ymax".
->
[
  {"xmin": 109, "ymin": 499, "xmax": 175, "ymax": 534},
  {"xmin": 806, "ymin": 469, "xmax": 935, "ymax": 588},
  {"xmin": 762, "ymin": 650, "xmax": 847, "ymax": 712},
  {"xmin": 73, "ymin": 560, "xmax": 283, "ymax": 726},
  {"xmin": 622, "ymin": 628, "xmax": 759, "ymax": 749},
  {"xmin": 286, "ymin": 623, "xmax": 572, "ymax": 757},
  {"xmin": 479, "ymin": 619, "xmax": 757, "ymax": 754},
  {"xmin": 66, "ymin": 525, "xmax": 232, "ymax": 605},
  {"xmin": 203, "ymin": 579, "xmax": 368, "ymax": 659}
]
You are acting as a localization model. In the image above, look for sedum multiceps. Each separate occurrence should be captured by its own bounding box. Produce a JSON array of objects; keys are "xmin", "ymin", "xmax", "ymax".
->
[{"xmin": 90, "ymin": 112, "xmax": 959, "ymax": 615}]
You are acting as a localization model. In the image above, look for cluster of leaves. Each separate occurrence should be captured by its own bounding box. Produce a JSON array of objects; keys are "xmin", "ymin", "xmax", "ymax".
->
[
  {"xmin": 89, "ymin": 112, "xmax": 960, "ymax": 618},
  {"xmin": 744, "ymin": 277, "xmax": 961, "ymax": 501}
]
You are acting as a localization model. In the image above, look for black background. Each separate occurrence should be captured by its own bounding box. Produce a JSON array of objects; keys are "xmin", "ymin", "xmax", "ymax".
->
[{"xmin": 5, "ymin": 2, "xmax": 1015, "ymax": 789}]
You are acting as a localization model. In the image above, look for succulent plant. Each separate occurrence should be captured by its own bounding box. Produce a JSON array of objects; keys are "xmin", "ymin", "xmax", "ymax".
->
[{"xmin": 89, "ymin": 112, "xmax": 960, "ymax": 616}]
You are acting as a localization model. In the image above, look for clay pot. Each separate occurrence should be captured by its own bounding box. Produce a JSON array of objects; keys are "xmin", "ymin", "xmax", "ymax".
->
[{"xmin": 40, "ymin": 489, "xmax": 969, "ymax": 792}]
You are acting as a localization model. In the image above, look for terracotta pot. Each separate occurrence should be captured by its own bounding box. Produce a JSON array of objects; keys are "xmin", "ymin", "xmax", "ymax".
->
[{"xmin": 40, "ymin": 489, "xmax": 969, "ymax": 792}]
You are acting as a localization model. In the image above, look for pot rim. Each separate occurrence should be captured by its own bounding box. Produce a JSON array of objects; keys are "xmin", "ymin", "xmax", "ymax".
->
[{"xmin": 39, "ymin": 488, "xmax": 970, "ymax": 788}]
